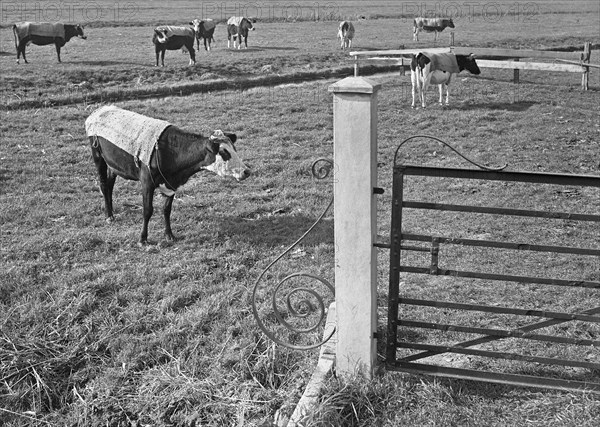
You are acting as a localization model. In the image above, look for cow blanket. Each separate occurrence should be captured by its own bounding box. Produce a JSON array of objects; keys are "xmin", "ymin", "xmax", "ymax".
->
[
  {"xmin": 14, "ymin": 22, "xmax": 65, "ymax": 40},
  {"xmin": 155, "ymin": 25, "xmax": 194, "ymax": 38},
  {"xmin": 227, "ymin": 16, "xmax": 244, "ymax": 27},
  {"xmin": 85, "ymin": 106, "xmax": 171, "ymax": 166},
  {"xmin": 201, "ymin": 19, "xmax": 216, "ymax": 32},
  {"xmin": 424, "ymin": 53, "xmax": 460, "ymax": 74}
]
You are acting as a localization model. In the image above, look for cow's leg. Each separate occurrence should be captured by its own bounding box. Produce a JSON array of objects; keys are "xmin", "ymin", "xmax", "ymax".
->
[
  {"xmin": 420, "ymin": 81, "xmax": 428, "ymax": 109},
  {"xmin": 18, "ymin": 43, "xmax": 28, "ymax": 64},
  {"xmin": 163, "ymin": 195, "xmax": 176, "ymax": 241},
  {"xmin": 140, "ymin": 174, "xmax": 155, "ymax": 245},
  {"xmin": 160, "ymin": 50, "xmax": 165, "ymax": 67},
  {"xmin": 410, "ymin": 73, "xmax": 418, "ymax": 109},
  {"xmin": 188, "ymin": 44, "xmax": 196, "ymax": 65},
  {"xmin": 92, "ymin": 148, "xmax": 116, "ymax": 222},
  {"xmin": 444, "ymin": 84, "xmax": 450, "ymax": 106},
  {"xmin": 438, "ymin": 84, "xmax": 444, "ymax": 106},
  {"xmin": 55, "ymin": 43, "xmax": 61, "ymax": 63}
]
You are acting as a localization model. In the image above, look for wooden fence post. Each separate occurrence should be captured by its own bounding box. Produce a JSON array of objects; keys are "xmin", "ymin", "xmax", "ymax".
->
[
  {"xmin": 514, "ymin": 58, "xmax": 520, "ymax": 84},
  {"xmin": 582, "ymin": 41, "xmax": 591, "ymax": 90},
  {"xmin": 328, "ymin": 77, "xmax": 381, "ymax": 379}
]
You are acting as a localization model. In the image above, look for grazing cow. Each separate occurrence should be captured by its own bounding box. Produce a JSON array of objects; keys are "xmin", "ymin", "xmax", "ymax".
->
[
  {"xmin": 227, "ymin": 16, "xmax": 255, "ymax": 49},
  {"xmin": 189, "ymin": 19, "xmax": 216, "ymax": 51},
  {"xmin": 337, "ymin": 21, "xmax": 355, "ymax": 50},
  {"xmin": 86, "ymin": 106, "xmax": 251, "ymax": 244},
  {"xmin": 153, "ymin": 26, "xmax": 196, "ymax": 66},
  {"xmin": 410, "ymin": 52, "xmax": 480, "ymax": 108},
  {"xmin": 413, "ymin": 17, "xmax": 455, "ymax": 42},
  {"xmin": 13, "ymin": 22, "xmax": 86, "ymax": 64}
]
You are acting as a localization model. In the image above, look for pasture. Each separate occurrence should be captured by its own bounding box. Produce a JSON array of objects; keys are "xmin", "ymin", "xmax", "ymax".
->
[{"xmin": 1, "ymin": 0, "xmax": 599, "ymax": 425}]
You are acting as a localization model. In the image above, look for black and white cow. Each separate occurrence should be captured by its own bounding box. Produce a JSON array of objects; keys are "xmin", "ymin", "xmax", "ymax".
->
[
  {"xmin": 13, "ymin": 22, "xmax": 86, "ymax": 64},
  {"xmin": 189, "ymin": 19, "xmax": 216, "ymax": 51},
  {"xmin": 337, "ymin": 21, "xmax": 355, "ymax": 50},
  {"xmin": 413, "ymin": 17, "xmax": 455, "ymax": 42},
  {"xmin": 410, "ymin": 52, "xmax": 480, "ymax": 108},
  {"xmin": 227, "ymin": 17, "xmax": 255, "ymax": 49},
  {"xmin": 87, "ymin": 106, "xmax": 251, "ymax": 244},
  {"xmin": 153, "ymin": 26, "xmax": 196, "ymax": 66}
]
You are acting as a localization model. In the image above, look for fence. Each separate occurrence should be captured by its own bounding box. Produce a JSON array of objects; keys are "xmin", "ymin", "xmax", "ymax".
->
[
  {"xmin": 350, "ymin": 42, "xmax": 594, "ymax": 90},
  {"xmin": 386, "ymin": 140, "xmax": 600, "ymax": 392}
]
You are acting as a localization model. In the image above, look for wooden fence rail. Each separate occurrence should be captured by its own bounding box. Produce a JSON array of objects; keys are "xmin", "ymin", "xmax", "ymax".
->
[{"xmin": 350, "ymin": 43, "xmax": 593, "ymax": 90}]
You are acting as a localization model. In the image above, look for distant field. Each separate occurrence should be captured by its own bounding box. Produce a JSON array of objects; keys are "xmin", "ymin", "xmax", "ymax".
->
[
  {"xmin": 1, "ymin": 0, "xmax": 599, "ymax": 426},
  {"xmin": 0, "ymin": 0, "xmax": 598, "ymax": 108}
]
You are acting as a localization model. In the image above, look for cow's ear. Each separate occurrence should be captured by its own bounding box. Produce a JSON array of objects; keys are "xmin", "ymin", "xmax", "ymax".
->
[
  {"xmin": 189, "ymin": 22, "xmax": 193, "ymax": 25},
  {"xmin": 225, "ymin": 133, "xmax": 237, "ymax": 144}
]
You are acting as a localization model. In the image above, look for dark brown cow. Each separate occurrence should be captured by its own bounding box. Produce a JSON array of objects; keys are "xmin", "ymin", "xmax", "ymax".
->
[
  {"xmin": 153, "ymin": 26, "xmax": 196, "ymax": 66},
  {"xmin": 190, "ymin": 19, "xmax": 217, "ymax": 51},
  {"xmin": 227, "ymin": 17, "xmax": 255, "ymax": 49},
  {"xmin": 86, "ymin": 106, "xmax": 250, "ymax": 244},
  {"xmin": 13, "ymin": 22, "xmax": 86, "ymax": 63}
]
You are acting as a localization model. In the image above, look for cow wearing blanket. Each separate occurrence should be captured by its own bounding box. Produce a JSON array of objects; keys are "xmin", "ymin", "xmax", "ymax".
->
[
  {"xmin": 410, "ymin": 52, "xmax": 481, "ymax": 108},
  {"xmin": 153, "ymin": 25, "xmax": 196, "ymax": 66},
  {"xmin": 13, "ymin": 22, "xmax": 86, "ymax": 63},
  {"xmin": 86, "ymin": 106, "xmax": 251, "ymax": 244}
]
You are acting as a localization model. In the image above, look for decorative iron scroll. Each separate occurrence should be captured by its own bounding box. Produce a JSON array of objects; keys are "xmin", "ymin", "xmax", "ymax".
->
[
  {"xmin": 394, "ymin": 135, "xmax": 508, "ymax": 171},
  {"xmin": 251, "ymin": 159, "xmax": 336, "ymax": 351}
]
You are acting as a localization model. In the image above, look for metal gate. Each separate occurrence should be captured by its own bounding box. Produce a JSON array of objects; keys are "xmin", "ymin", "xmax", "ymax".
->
[{"xmin": 386, "ymin": 137, "xmax": 600, "ymax": 393}]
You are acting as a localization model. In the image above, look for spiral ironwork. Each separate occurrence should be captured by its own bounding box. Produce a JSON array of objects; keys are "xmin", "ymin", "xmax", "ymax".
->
[
  {"xmin": 394, "ymin": 135, "xmax": 508, "ymax": 171},
  {"xmin": 251, "ymin": 159, "xmax": 336, "ymax": 351}
]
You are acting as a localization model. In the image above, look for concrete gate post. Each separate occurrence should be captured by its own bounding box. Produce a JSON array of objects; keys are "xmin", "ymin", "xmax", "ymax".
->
[{"xmin": 328, "ymin": 77, "xmax": 381, "ymax": 379}]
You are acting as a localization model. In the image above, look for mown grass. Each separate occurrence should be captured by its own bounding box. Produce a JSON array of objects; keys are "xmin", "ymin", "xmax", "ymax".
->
[{"xmin": 1, "ymin": 0, "xmax": 600, "ymax": 425}]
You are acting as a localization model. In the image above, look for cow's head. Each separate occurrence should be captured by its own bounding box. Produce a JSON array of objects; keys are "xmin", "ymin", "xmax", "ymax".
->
[
  {"xmin": 457, "ymin": 54, "xmax": 481, "ymax": 75},
  {"xmin": 243, "ymin": 18, "xmax": 255, "ymax": 31},
  {"xmin": 190, "ymin": 19, "xmax": 203, "ymax": 35},
  {"xmin": 446, "ymin": 18, "xmax": 455, "ymax": 28},
  {"xmin": 76, "ymin": 24, "xmax": 87, "ymax": 39},
  {"xmin": 204, "ymin": 130, "xmax": 251, "ymax": 181},
  {"xmin": 154, "ymin": 28, "xmax": 168, "ymax": 44}
]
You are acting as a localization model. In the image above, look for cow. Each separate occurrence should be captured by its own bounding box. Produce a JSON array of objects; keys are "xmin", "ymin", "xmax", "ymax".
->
[
  {"xmin": 410, "ymin": 52, "xmax": 480, "ymax": 109},
  {"xmin": 227, "ymin": 17, "xmax": 255, "ymax": 49},
  {"xmin": 189, "ymin": 19, "xmax": 216, "ymax": 51},
  {"xmin": 86, "ymin": 106, "xmax": 251, "ymax": 245},
  {"xmin": 153, "ymin": 26, "xmax": 196, "ymax": 66},
  {"xmin": 337, "ymin": 21, "xmax": 355, "ymax": 50},
  {"xmin": 12, "ymin": 22, "xmax": 86, "ymax": 64},
  {"xmin": 413, "ymin": 17, "xmax": 455, "ymax": 42}
]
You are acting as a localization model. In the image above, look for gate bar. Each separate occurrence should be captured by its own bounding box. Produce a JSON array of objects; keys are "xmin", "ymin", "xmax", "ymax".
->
[
  {"xmin": 396, "ymin": 165, "xmax": 600, "ymax": 187},
  {"xmin": 403, "ymin": 201, "xmax": 600, "ymax": 222},
  {"xmin": 396, "ymin": 342, "xmax": 600, "ymax": 370},
  {"xmin": 400, "ymin": 298, "xmax": 600, "ymax": 323},
  {"xmin": 390, "ymin": 362, "xmax": 600, "ymax": 394}
]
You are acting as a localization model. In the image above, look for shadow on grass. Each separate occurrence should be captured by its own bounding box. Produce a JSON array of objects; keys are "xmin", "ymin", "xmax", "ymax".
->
[
  {"xmin": 214, "ymin": 213, "xmax": 334, "ymax": 248},
  {"xmin": 457, "ymin": 101, "xmax": 537, "ymax": 112},
  {"xmin": 71, "ymin": 60, "xmax": 147, "ymax": 66}
]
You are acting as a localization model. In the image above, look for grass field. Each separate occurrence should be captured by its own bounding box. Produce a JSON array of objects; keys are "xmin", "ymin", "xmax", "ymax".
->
[{"xmin": 1, "ymin": 1, "xmax": 600, "ymax": 426}]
